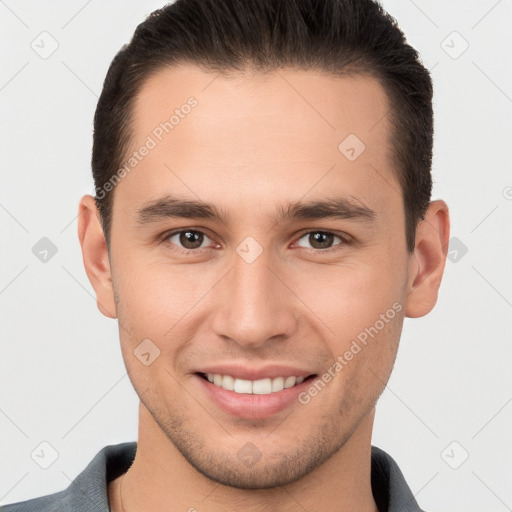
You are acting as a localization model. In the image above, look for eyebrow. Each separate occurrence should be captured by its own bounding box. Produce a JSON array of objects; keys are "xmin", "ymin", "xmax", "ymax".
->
[{"xmin": 134, "ymin": 194, "xmax": 376, "ymax": 227}]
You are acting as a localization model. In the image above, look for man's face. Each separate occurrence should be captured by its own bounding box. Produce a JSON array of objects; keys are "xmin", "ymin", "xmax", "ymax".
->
[{"xmin": 107, "ymin": 65, "xmax": 413, "ymax": 488}]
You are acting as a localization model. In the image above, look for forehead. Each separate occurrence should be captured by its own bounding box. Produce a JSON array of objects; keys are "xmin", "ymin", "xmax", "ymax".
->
[
  {"xmin": 132, "ymin": 64, "xmax": 391, "ymax": 155},
  {"xmin": 120, "ymin": 64, "xmax": 398, "ymax": 217}
]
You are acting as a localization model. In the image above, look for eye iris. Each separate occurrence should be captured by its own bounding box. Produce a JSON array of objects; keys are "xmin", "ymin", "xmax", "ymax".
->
[
  {"xmin": 180, "ymin": 230, "xmax": 203, "ymax": 249},
  {"xmin": 310, "ymin": 232, "xmax": 333, "ymax": 249}
]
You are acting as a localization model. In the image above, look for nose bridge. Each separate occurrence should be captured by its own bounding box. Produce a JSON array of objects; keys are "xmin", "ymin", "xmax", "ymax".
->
[{"xmin": 211, "ymin": 245, "xmax": 297, "ymax": 347}]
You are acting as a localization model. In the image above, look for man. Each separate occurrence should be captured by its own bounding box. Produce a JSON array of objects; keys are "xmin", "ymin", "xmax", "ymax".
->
[{"xmin": 4, "ymin": 0, "xmax": 449, "ymax": 510}]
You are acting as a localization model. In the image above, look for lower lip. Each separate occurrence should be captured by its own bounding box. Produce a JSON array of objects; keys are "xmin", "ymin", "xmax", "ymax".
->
[{"xmin": 194, "ymin": 373, "xmax": 315, "ymax": 420}]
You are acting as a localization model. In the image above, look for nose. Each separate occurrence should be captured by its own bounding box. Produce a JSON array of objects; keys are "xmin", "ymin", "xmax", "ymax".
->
[{"xmin": 210, "ymin": 251, "xmax": 299, "ymax": 349}]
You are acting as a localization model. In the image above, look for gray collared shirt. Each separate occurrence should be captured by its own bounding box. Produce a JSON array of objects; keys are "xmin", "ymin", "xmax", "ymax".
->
[{"xmin": 2, "ymin": 442, "xmax": 426, "ymax": 511}]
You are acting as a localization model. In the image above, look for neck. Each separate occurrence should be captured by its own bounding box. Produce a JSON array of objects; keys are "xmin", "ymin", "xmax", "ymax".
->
[{"xmin": 110, "ymin": 403, "xmax": 379, "ymax": 512}]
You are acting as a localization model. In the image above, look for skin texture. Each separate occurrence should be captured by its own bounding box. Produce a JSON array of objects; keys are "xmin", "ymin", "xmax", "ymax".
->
[{"xmin": 78, "ymin": 65, "xmax": 450, "ymax": 512}]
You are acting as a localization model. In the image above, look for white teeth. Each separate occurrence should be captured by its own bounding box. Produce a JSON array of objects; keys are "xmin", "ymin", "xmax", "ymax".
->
[
  {"xmin": 234, "ymin": 378, "xmax": 252, "ymax": 394},
  {"xmin": 271, "ymin": 376, "xmax": 284, "ymax": 392},
  {"xmin": 205, "ymin": 373, "xmax": 308, "ymax": 394},
  {"xmin": 284, "ymin": 376, "xmax": 296, "ymax": 388},
  {"xmin": 252, "ymin": 378, "xmax": 272, "ymax": 395},
  {"xmin": 222, "ymin": 374, "xmax": 234, "ymax": 391}
]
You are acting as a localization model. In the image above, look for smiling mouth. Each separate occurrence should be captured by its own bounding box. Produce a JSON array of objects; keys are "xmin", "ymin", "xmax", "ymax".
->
[{"xmin": 196, "ymin": 372, "xmax": 317, "ymax": 395}]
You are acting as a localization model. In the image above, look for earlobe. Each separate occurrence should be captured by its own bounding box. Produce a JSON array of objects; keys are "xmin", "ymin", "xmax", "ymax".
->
[
  {"xmin": 405, "ymin": 200, "xmax": 450, "ymax": 318},
  {"xmin": 77, "ymin": 195, "xmax": 117, "ymax": 319}
]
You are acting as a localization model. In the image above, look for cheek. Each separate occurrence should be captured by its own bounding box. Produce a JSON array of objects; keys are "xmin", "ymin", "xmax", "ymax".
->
[
  {"xmin": 112, "ymin": 253, "xmax": 199, "ymax": 330},
  {"xmin": 322, "ymin": 303, "xmax": 403, "ymax": 417},
  {"xmin": 112, "ymin": 255, "xmax": 223, "ymax": 378},
  {"xmin": 291, "ymin": 257, "xmax": 406, "ymax": 340},
  {"xmin": 290, "ymin": 257, "xmax": 406, "ymax": 395}
]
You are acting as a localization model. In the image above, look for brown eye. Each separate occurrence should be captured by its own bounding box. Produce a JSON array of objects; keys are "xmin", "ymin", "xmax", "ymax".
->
[
  {"xmin": 165, "ymin": 230, "xmax": 211, "ymax": 251},
  {"xmin": 310, "ymin": 232, "xmax": 334, "ymax": 249},
  {"xmin": 295, "ymin": 231, "xmax": 347, "ymax": 251}
]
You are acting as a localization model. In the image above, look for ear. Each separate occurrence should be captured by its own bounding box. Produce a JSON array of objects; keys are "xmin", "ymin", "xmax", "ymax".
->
[
  {"xmin": 405, "ymin": 200, "xmax": 450, "ymax": 318},
  {"xmin": 77, "ymin": 195, "xmax": 117, "ymax": 319}
]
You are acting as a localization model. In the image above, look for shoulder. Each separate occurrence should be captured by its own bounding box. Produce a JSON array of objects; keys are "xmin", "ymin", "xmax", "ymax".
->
[
  {"xmin": 371, "ymin": 445, "xmax": 428, "ymax": 512},
  {"xmin": 2, "ymin": 489, "xmax": 71, "ymax": 512},
  {"xmin": 2, "ymin": 442, "xmax": 137, "ymax": 512}
]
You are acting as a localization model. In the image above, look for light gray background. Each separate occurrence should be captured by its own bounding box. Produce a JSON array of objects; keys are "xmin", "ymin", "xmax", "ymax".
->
[{"xmin": 1, "ymin": 1, "xmax": 511, "ymax": 511}]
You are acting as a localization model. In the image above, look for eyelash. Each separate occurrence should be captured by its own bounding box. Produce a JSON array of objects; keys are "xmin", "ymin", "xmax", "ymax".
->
[{"xmin": 161, "ymin": 228, "xmax": 352, "ymax": 255}]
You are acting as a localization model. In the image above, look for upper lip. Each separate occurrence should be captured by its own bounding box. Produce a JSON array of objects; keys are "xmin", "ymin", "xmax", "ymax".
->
[{"xmin": 196, "ymin": 364, "xmax": 316, "ymax": 381}]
